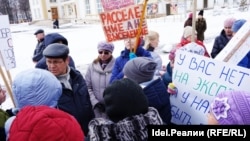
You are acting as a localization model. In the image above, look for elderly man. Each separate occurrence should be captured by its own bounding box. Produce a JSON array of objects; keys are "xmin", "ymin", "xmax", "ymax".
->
[{"xmin": 42, "ymin": 43, "xmax": 94, "ymax": 136}]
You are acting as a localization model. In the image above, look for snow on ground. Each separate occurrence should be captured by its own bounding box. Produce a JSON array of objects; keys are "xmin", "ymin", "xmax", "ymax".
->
[{"xmin": 2, "ymin": 7, "xmax": 250, "ymax": 109}]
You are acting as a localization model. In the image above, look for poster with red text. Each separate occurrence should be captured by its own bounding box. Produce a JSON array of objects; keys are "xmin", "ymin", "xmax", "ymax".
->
[
  {"xmin": 101, "ymin": 0, "xmax": 134, "ymax": 11},
  {"xmin": 99, "ymin": 4, "xmax": 148, "ymax": 42}
]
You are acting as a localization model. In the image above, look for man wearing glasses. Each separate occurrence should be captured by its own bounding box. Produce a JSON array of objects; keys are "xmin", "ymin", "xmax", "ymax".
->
[
  {"xmin": 42, "ymin": 43, "xmax": 94, "ymax": 137},
  {"xmin": 211, "ymin": 17, "xmax": 236, "ymax": 58}
]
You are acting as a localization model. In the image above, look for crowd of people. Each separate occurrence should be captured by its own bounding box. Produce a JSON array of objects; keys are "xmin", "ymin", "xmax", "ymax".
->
[{"xmin": 0, "ymin": 9, "xmax": 249, "ymax": 141}]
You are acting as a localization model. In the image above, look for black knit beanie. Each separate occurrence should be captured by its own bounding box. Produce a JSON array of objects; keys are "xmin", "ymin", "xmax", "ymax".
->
[{"xmin": 103, "ymin": 78, "xmax": 148, "ymax": 122}]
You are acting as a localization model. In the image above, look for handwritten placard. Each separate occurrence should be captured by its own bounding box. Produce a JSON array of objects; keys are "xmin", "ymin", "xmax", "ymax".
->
[
  {"xmin": 99, "ymin": 4, "xmax": 148, "ymax": 42},
  {"xmin": 171, "ymin": 50, "xmax": 250, "ymax": 125},
  {"xmin": 101, "ymin": 0, "xmax": 134, "ymax": 11},
  {"xmin": 0, "ymin": 15, "xmax": 16, "ymax": 70}
]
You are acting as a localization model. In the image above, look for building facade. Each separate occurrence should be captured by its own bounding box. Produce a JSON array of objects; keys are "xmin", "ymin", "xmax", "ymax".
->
[{"xmin": 28, "ymin": 0, "xmax": 247, "ymax": 22}]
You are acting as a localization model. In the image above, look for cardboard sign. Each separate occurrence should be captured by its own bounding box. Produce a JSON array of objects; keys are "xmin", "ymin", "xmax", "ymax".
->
[
  {"xmin": 0, "ymin": 15, "xmax": 16, "ymax": 70},
  {"xmin": 101, "ymin": 0, "xmax": 134, "ymax": 11},
  {"xmin": 100, "ymin": 4, "xmax": 148, "ymax": 42},
  {"xmin": 215, "ymin": 20, "xmax": 250, "ymax": 64},
  {"xmin": 171, "ymin": 50, "xmax": 250, "ymax": 125}
]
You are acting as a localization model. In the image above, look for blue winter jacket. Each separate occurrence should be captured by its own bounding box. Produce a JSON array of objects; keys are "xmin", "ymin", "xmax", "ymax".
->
[
  {"xmin": 141, "ymin": 77, "xmax": 172, "ymax": 124},
  {"xmin": 109, "ymin": 46, "xmax": 152, "ymax": 83},
  {"xmin": 211, "ymin": 29, "xmax": 231, "ymax": 58},
  {"xmin": 35, "ymin": 33, "xmax": 75, "ymax": 69},
  {"xmin": 162, "ymin": 62, "xmax": 173, "ymax": 87},
  {"xmin": 238, "ymin": 51, "xmax": 250, "ymax": 69}
]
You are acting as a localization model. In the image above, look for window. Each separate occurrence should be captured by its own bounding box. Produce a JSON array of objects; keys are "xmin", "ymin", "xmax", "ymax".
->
[
  {"xmin": 85, "ymin": 0, "xmax": 91, "ymax": 14},
  {"xmin": 96, "ymin": 0, "xmax": 103, "ymax": 13}
]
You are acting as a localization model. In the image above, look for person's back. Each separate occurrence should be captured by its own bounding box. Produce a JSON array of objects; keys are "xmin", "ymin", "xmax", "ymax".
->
[
  {"xmin": 5, "ymin": 106, "xmax": 84, "ymax": 141},
  {"xmin": 141, "ymin": 77, "xmax": 172, "ymax": 124},
  {"xmin": 88, "ymin": 78, "xmax": 163, "ymax": 140},
  {"xmin": 35, "ymin": 33, "xmax": 76, "ymax": 69},
  {"xmin": 123, "ymin": 57, "xmax": 172, "ymax": 124}
]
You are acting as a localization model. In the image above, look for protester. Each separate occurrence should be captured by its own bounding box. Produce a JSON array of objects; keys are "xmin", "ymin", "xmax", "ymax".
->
[
  {"xmin": 53, "ymin": 19, "xmax": 59, "ymax": 29},
  {"xmin": 43, "ymin": 43, "xmax": 94, "ymax": 135},
  {"xmin": 184, "ymin": 12, "xmax": 193, "ymax": 27},
  {"xmin": 32, "ymin": 29, "xmax": 45, "ymax": 63},
  {"xmin": 195, "ymin": 10, "xmax": 207, "ymax": 42},
  {"xmin": 211, "ymin": 17, "xmax": 236, "ymax": 58},
  {"xmin": 123, "ymin": 57, "xmax": 172, "ymax": 124},
  {"xmin": 88, "ymin": 78, "xmax": 163, "ymax": 140},
  {"xmin": 11, "ymin": 68, "xmax": 62, "ymax": 108},
  {"xmin": 85, "ymin": 41, "xmax": 115, "ymax": 118},
  {"xmin": 161, "ymin": 47, "xmax": 176, "ymax": 89},
  {"xmin": 177, "ymin": 26, "xmax": 210, "ymax": 57},
  {"xmin": 208, "ymin": 90, "xmax": 250, "ymax": 124},
  {"xmin": 231, "ymin": 19, "xmax": 250, "ymax": 69},
  {"xmin": 5, "ymin": 106, "xmax": 84, "ymax": 141},
  {"xmin": 2, "ymin": 68, "xmax": 62, "ymax": 140},
  {"xmin": 144, "ymin": 30, "xmax": 164, "ymax": 75},
  {"xmin": 35, "ymin": 33, "xmax": 76, "ymax": 69},
  {"xmin": 109, "ymin": 37, "xmax": 152, "ymax": 83}
]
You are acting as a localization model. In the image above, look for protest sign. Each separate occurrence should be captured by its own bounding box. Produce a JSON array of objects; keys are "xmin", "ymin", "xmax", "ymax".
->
[
  {"xmin": 100, "ymin": 4, "xmax": 148, "ymax": 42},
  {"xmin": 0, "ymin": 15, "xmax": 16, "ymax": 70},
  {"xmin": 171, "ymin": 50, "xmax": 250, "ymax": 125},
  {"xmin": 101, "ymin": 0, "xmax": 134, "ymax": 11},
  {"xmin": 215, "ymin": 20, "xmax": 250, "ymax": 64}
]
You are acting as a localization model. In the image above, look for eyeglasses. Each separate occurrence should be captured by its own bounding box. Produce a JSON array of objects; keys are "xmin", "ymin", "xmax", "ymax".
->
[{"xmin": 98, "ymin": 51, "xmax": 109, "ymax": 55}]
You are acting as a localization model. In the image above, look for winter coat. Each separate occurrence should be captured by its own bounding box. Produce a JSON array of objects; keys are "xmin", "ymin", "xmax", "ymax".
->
[
  {"xmin": 5, "ymin": 106, "xmax": 84, "ymax": 141},
  {"xmin": 211, "ymin": 29, "xmax": 231, "ymax": 58},
  {"xmin": 140, "ymin": 77, "xmax": 172, "ymax": 124},
  {"xmin": 35, "ymin": 33, "xmax": 75, "ymax": 69},
  {"xmin": 85, "ymin": 57, "xmax": 115, "ymax": 118},
  {"xmin": 147, "ymin": 46, "xmax": 163, "ymax": 75},
  {"xmin": 0, "ymin": 109, "xmax": 9, "ymax": 141},
  {"xmin": 238, "ymin": 51, "xmax": 250, "ymax": 69},
  {"xmin": 32, "ymin": 39, "xmax": 45, "ymax": 62},
  {"xmin": 195, "ymin": 17, "xmax": 207, "ymax": 41},
  {"xmin": 109, "ymin": 46, "xmax": 152, "ymax": 83},
  {"xmin": 57, "ymin": 67, "xmax": 94, "ymax": 135},
  {"xmin": 85, "ymin": 58, "xmax": 115, "ymax": 107},
  {"xmin": 88, "ymin": 107, "xmax": 163, "ymax": 141}
]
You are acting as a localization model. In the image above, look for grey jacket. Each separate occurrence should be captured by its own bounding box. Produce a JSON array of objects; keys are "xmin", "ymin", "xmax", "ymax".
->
[{"xmin": 85, "ymin": 58, "xmax": 115, "ymax": 108}]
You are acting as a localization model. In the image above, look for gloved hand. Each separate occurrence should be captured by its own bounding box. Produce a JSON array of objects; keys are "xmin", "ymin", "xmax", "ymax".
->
[{"xmin": 129, "ymin": 52, "xmax": 137, "ymax": 60}]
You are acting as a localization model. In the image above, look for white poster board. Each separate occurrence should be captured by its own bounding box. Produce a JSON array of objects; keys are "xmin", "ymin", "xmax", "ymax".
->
[
  {"xmin": 215, "ymin": 20, "xmax": 250, "ymax": 64},
  {"xmin": 171, "ymin": 50, "xmax": 250, "ymax": 125},
  {"xmin": 0, "ymin": 15, "xmax": 16, "ymax": 70}
]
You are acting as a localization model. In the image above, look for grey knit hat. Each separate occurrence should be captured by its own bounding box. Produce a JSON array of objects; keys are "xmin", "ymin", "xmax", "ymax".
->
[{"xmin": 123, "ymin": 57, "xmax": 157, "ymax": 83}]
